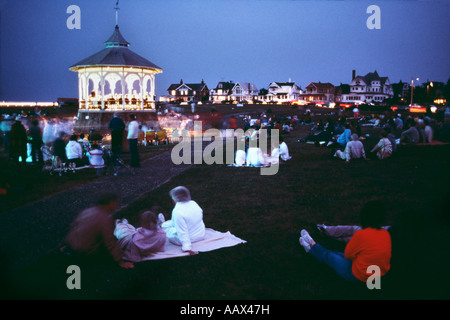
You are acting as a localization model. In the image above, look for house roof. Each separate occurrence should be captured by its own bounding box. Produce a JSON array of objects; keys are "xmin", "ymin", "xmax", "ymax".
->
[
  {"xmin": 70, "ymin": 26, "xmax": 162, "ymax": 72},
  {"xmin": 213, "ymin": 81, "xmax": 235, "ymax": 91},
  {"xmin": 270, "ymin": 82, "xmax": 297, "ymax": 87},
  {"xmin": 233, "ymin": 82, "xmax": 258, "ymax": 92},
  {"xmin": 167, "ymin": 81, "xmax": 208, "ymax": 92},
  {"xmin": 354, "ymin": 71, "xmax": 389, "ymax": 86},
  {"xmin": 307, "ymin": 82, "xmax": 335, "ymax": 89}
]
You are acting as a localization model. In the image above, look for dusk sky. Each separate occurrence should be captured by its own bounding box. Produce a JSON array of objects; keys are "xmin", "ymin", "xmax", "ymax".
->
[{"xmin": 0, "ymin": 0, "xmax": 449, "ymax": 101}]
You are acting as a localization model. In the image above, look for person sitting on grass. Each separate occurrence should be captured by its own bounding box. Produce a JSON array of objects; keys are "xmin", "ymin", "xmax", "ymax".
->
[
  {"xmin": 160, "ymin": 186, "xmax": 206, "ymax": 255},
  {"xmin": 300, "ymin": 118, "xmax": 335, "ymax": 145},
  {"xmin": 400, "ymin": 120, "xmax": 420, "ymax": 145},
  {"xmin": 63, "ymin": 192, "xmax": 134, "ymax": 269},
  {"xmin": 423, "ymin": 118, "xmax": 434, "ymax": 143},
  {"xmin": 299, "ymin": 200, "xmax": 392, "ymax": 283},
  {"xmin": 370, "ymin": 130, "xmax": 393, "ymax": 160},
  {"xmin": 327, "ymin": 122, "xmax": 352, "ymax": 149},
  {"xmin": 333, "ymin": 133, "xmax": 366, "ymax": 162},
  {"xmin": 279, "ymin": 136, "xmax": 291, "ymax": 161},
  {"xmin": 383, "ymin": 126, "xmax": 397, "ymax": 153},
  {"xmin": 114, "ymin": 210, "xmax": 167, "ymax": 262}
]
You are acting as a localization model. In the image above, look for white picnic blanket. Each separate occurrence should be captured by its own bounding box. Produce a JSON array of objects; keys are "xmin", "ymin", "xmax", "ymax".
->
[{"xmin": 141, "ymin": 228, "xmax": 246, "ymax": 260}]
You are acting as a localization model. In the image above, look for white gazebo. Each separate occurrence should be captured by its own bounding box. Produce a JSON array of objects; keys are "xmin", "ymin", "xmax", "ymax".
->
[{"xmin": 70, "ymin": 21, "xmax": 162, "ymax": 111}]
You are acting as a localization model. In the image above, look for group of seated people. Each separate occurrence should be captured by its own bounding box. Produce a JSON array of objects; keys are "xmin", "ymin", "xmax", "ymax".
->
[
  {"xmin": 300, "ymin": 112, "xmax": 447, "ymax": 163},
  {"xmin": 63, "ymin": 186, "xmax": 206, "ymax": 268},
  {"xmin": 234, "ymin": 136, "xmax": 292, "ymax": 167},
  {"xmin": 52, "ymin": 131, "xmax": 105, "ymax": 170}
]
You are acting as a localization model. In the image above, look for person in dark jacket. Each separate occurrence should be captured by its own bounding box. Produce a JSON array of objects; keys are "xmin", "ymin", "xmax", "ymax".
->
[
  {"xmin": 53, "ymin": 131, "xmax": 68, "ymax": 164},
  {"xmin": 109, "ymin": 113, "xmax": 125, "ymax": 157},
  {"xmin": 9, "ymin": 118, "xmax": 28, "ymax": 165},
  {"xmin": 28, "ymin": 119, "xmax": 44, "ymax": 164}
]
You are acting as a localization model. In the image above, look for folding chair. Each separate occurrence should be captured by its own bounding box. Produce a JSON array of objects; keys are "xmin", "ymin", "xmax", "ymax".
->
[
  {"xmin": 156, "ymin": 130, "xmax": 168, "ymax": 145},
  {"xmin": 146, "ymin": 131, "xmax": 157, "ymax": 145},
  {"xmin": 138, "ymin": 131, "xmax": 146, "ymax": 146}
]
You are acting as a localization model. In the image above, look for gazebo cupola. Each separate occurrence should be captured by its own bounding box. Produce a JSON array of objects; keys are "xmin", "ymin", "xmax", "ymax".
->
[{"xmin": 69, "ymin": 12, "xmax": 163, "ymax": 111}]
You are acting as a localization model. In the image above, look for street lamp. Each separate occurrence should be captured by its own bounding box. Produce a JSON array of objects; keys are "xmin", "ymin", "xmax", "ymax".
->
[
  {"xmin": 410, "ymin": 77, "xmax": 419, "ymax": 107},
  {"xmin": 427, "ymin": 81, "xmax": 434, "ymax": 97}
]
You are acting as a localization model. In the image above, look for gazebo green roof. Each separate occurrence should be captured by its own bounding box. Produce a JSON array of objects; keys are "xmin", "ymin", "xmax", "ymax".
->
[{"xmin": 70, "ymin": 26, "xmax": 162, "ymax": 72}]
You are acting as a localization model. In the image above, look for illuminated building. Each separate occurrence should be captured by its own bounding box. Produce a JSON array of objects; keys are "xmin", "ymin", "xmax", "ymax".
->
[{"xmin": 69, "ymin": 6, "xmax": 162, "ymax": 111}]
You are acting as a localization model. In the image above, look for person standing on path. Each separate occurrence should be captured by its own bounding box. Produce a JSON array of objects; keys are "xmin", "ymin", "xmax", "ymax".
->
[
  {"xmin": 28, "ymin": 119, "xmax": 44, "ymax": 165},
  {"xmin": 127, "ymin": 114, "xmax": 140, "ymax": 168},
  {"xmin": 109, "ymin": 113, "xmax": 125, "ymax": 159},
  {"xmin": 9, "ymin": 117, "xmax": 28, "ymax": 165}
]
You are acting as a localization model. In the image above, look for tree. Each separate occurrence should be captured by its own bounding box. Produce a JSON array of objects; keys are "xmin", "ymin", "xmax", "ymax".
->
[{"xmin": 444, "ymin": 78, "xmax": 450, "ymax": 103}]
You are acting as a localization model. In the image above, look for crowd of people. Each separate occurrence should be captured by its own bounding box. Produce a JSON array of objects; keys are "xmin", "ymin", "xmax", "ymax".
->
[
  {"xmin": 298, "ymin": 109, "xmax": 450, "ymax": 163},
  {"xmin": 3, "ymin": 106, "xmax": 450, "ymax": 294},
  {"xmin": 0, "ymin": 112, "xmax": 145, "ymax": 173}
]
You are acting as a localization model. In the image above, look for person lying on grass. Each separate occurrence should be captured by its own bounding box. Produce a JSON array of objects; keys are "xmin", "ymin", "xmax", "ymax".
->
[
  {"xmin": 159, "ymin": 186, "xmax": 206, "ymax": 255},
  {"xmin": 299, "ymin": 200, "xmax": 392, "ymax": 283}
]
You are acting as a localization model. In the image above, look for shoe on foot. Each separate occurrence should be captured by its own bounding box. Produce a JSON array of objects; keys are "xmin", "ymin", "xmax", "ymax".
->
[
  {"xmin": 300, "ymin": 229, "xmax": 314, "ymax": 245},
  {"xmin": 299, "ymin": 236, "xmax": 311, "ymax": 253}
]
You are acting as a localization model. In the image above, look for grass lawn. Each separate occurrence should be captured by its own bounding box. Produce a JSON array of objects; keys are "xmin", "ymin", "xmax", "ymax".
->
[{"xmin": 1, "ymin": 107, "xmax": 450, "ymax": 301}]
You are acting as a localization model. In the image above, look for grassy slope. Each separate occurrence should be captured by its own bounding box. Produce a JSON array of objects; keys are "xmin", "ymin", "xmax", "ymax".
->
[{"xmin": 2, "ymin": 109, "xmax": 450, "ymax": 300}]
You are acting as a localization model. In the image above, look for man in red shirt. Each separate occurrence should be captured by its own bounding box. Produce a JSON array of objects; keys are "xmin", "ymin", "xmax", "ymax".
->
[{"xmin": 299, "ymin": 200, "xmax": 392, "ymax": 282}]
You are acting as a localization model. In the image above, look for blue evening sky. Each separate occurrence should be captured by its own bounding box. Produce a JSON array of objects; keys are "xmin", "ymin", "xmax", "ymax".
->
[{"xmin": 0, "ymin": 0, "xmax": 449, "ymax": 101}]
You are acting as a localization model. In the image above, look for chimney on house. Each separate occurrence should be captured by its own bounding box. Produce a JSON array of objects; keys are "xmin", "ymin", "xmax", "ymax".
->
[{"xmin": 352, "ymin": 70, "xmax": 356, "ymax": 80}]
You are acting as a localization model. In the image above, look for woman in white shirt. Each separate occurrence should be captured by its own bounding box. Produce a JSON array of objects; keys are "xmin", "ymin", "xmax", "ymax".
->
[
  {"xmin": 66, "ymin": 135, "xmax": 83, "ymax": 168},
  {"xmin": 160, "ymin": 186, "xmax": 206, "ymax": 255},
  {"xmin": 279, "ymin": 137, "xmax": 292, "ymax": 161}
]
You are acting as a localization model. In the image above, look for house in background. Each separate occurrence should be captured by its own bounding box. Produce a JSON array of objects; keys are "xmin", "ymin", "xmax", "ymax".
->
[
  {"xmin": 257, "ymin": 81, "xmax": 302, "ymax": 104},
  {"xmin": 210, "ymin": 81, "xmax": 235, "ymax": 103},
  {"xmin": 229, "ymin": 82, "xmax": 259, "ymax": 102},
  {"xmin": 299, "ymin": 82, "xmax": 335, "ymax": 105},
  {"xmin": 340, "ymin": 70, "xmax": 393, "ymax": 104},
  {"xmin": 334, "ymin": 84, "xmax": 350, "ymax": 103},
  {"xmin": 392, "ymin": 80, "xmax": 410, "ymax": 100},
  {"xmin": 163, "ymin": 79, "xmax": 209, "ymax": 102}
]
